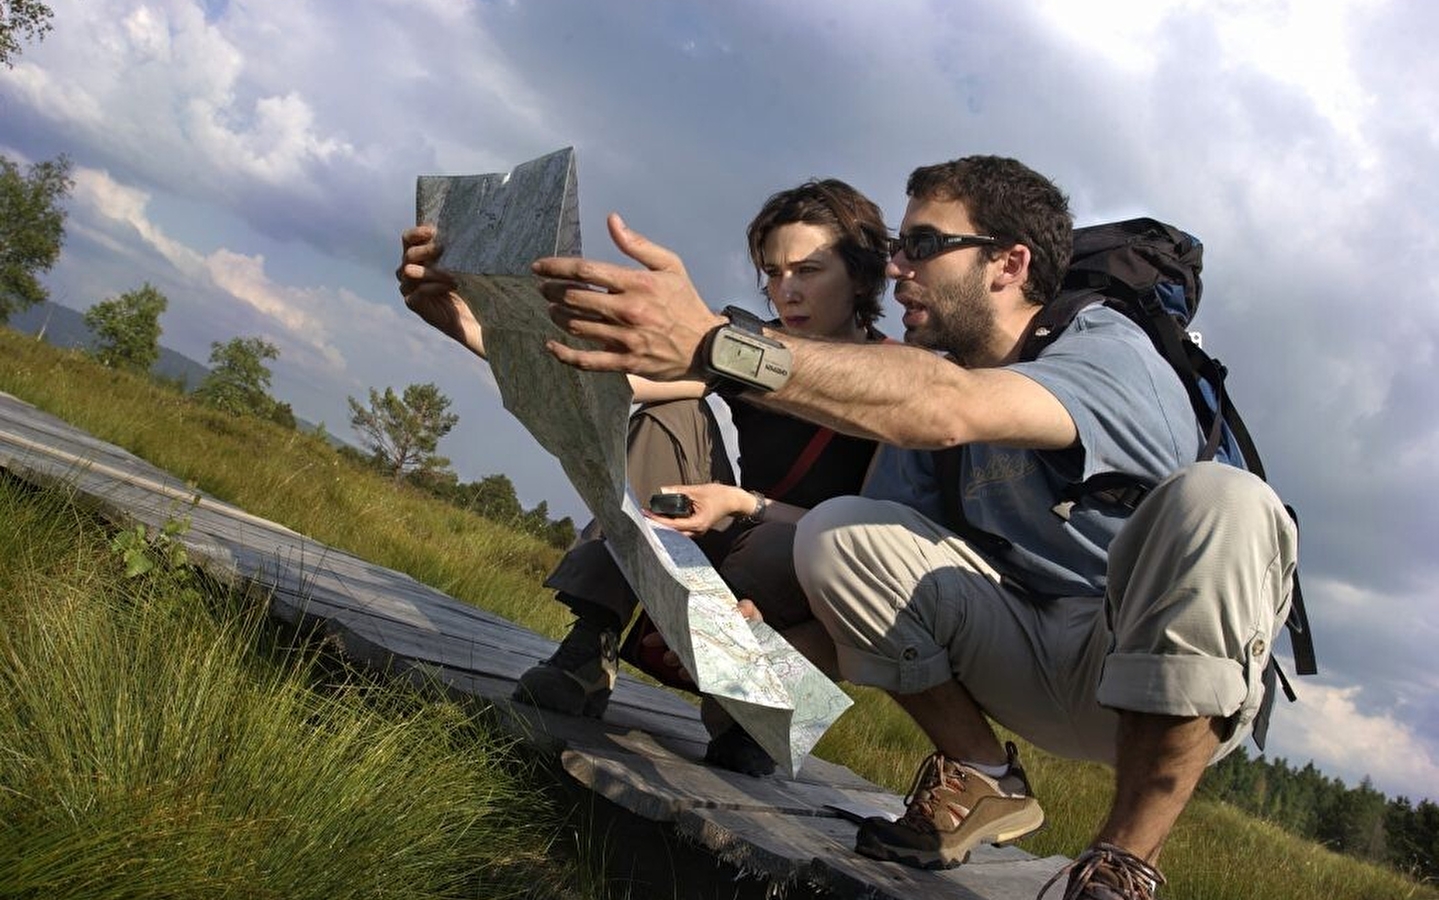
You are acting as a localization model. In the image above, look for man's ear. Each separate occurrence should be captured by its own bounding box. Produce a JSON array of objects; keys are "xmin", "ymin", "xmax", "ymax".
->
[{"xmin": 991, "ymin": 243, "xmax": 1031, "ymax": 292}]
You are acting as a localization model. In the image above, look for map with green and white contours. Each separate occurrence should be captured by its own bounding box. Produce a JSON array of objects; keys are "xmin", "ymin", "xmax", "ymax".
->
[{"xmin": 418, "ymin": 152, "xmax": 851, "ymax": 776}]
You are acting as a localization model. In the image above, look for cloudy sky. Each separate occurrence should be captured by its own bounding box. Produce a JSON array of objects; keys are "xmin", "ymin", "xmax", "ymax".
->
[{"xmin": 3, "ymin": 0, "xmax": 1436, "ymax": 803}]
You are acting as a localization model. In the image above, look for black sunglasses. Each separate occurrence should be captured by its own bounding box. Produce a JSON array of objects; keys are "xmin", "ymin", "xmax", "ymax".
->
[{"xmin": 887, "ymin": 230, "xmax": 998, "ymax": 262}]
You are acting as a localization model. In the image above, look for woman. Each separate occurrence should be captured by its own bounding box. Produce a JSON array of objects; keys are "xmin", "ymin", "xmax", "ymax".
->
[{"xmin": 398, "ymin": 178, "xmax": 889, "ymax": 775}]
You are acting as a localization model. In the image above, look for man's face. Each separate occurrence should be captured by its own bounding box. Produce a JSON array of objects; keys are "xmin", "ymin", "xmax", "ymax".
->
[{"xmin": 889, "ymin": 196, "xmax": 998, "ymax": 366}]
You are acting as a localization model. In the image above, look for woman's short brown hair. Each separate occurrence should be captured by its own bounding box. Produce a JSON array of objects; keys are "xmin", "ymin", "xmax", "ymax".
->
[{"xmin": 745, "ymin": 178, "xmax": 888, "ymax": 328}]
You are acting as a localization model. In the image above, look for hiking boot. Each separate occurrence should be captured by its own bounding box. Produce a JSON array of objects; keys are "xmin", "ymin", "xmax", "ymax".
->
[
  {"xmin": 704, "ymin": 723, "xmax": 776, "ymax": 777},
  {"xmin": 1037, "ymin": 842, "xmax": 1166, "ymax": 900},
  {"xmin": 855, "ymin": 741, "xmax": 1044, "ymax": 869},
  {"xmin": 699, "ymin": 697, "xmax": 776, "ymax": 777},
  {"xmin": 512, "ymin": 601, "xmax": 619, "ymax": 718}
]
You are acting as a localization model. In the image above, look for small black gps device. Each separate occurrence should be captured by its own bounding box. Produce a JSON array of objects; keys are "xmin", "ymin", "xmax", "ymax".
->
[{"xmin": 648, "ymin": 492, "xmax": 694, "ymax": 517}]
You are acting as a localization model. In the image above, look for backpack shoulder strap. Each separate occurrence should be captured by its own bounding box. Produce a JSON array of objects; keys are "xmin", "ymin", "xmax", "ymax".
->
[
  {"xmin": 1018, "ymin": 289, "xmax": 1103, "ymax": 362},
  {"xmin": 1283, "ymin": 504, "xmax": 1317, "ymax": 676}
]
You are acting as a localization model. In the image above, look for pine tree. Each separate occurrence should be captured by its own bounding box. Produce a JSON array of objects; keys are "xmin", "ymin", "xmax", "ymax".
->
[{"xmin": 347, "ymin": 383, "xmax": 459, "ymax": 482}]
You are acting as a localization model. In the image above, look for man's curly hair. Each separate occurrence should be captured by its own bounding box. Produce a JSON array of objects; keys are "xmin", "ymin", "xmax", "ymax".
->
[{"xmin": 906, "ymin": 156, "xmax": 1072, "ymax": 306}]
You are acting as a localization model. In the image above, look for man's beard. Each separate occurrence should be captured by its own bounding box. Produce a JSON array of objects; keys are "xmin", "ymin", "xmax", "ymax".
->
[{"xmin": 904, "ymin": 258, "xmax": 997, "ymax": 367}]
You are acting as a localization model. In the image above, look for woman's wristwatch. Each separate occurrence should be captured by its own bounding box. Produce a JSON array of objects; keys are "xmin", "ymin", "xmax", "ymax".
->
[{"xmin": 737, "ymin": 489, "xmax": 767, "ymax": 525}]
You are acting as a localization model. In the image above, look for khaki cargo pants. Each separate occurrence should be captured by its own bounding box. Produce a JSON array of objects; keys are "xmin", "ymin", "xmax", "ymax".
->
[{"xmin": 793, "ymin": 462, "xmax": 1298, "ymax": 763}]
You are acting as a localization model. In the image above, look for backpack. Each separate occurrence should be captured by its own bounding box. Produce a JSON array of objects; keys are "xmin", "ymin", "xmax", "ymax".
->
[{"xmin": 936, "ymin": 217, "xmax": 1316, "ymax": 702}]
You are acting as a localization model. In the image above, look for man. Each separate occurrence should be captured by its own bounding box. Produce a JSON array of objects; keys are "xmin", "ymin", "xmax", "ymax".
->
[{"xmin": 535, "ymin": 156, "xmax": 1296, "ymax": 900}]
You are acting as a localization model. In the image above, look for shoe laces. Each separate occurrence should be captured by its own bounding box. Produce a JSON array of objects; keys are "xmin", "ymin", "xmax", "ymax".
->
[
  {"xmin": 1038, "ymin": 842, "xmax": 1166, "ymax": 900},
  {"xmin": 897, "ymin": 752, "xmax": 967, "ymax": 833}
]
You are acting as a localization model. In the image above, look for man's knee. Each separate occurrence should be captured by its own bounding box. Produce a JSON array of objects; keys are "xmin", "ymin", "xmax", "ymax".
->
[
  {"xmin": 793, "ymin": 495, "xmax": 892, "ymax": 608},
  {"xmin": 1152, "ymin": 462, "xmax": 1291, "ymax": 537},
  {"xmin": 1115, "ymin": 462, "xmax": 1297, "ymax": 594}
]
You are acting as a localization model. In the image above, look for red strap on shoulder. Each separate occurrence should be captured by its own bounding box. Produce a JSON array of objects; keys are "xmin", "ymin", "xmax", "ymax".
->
[
  {"xmin": 764, "ymin": 330, "xmax": 893, "ymax": 502},
  {"xmin": 766, "ymin": 427, "xmax": 835, "ymax": 502}
]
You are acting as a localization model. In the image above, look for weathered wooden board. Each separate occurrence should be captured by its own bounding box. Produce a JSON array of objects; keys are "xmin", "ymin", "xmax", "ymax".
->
[
  {"xmin": 0, "ymin": 389, "xmax": 1067, "ymax": 900},
  {"xmin": 561, "ymin": 740, "xmax": 894, "ymax": 821},
  {"xmin": 677, "ymin": 807, "xmax": 1068, "ymax": 900}
]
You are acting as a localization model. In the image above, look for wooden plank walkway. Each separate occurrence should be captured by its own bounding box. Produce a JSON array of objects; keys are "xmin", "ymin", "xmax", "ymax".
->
[{"xmin": 0, "ymin": 389, "xmax": 1067, "ymax": 900}]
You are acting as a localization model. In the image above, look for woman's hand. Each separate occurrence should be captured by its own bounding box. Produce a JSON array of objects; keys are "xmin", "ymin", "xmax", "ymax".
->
[
  {"xmin": 398, "ymin": 225, "xmax": 487, "ymax": 357},
  {"xmin": 644, "ymin": 482, "xmax": 758, "ymax": 536}
]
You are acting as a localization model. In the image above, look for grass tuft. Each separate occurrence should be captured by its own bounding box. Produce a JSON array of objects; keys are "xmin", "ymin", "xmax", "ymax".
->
[{"xmin": 0, "ymin": 473, "xmax": 565, "ymax": 899}]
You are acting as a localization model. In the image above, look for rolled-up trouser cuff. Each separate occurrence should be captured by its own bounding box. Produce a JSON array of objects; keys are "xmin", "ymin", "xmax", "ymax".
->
[
  {"xmin": 832, "ymin": 638, "xmax": 955, "ymax": 695},
  {"xmin": 1097, "ymin": 652, "xmax": 1246, "ymax": 719}
]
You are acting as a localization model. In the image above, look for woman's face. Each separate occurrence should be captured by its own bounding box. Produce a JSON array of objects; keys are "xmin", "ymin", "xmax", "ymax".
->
[{"xmin": 761, "ymin": 222, "xmax": 864, "ymax": 341}]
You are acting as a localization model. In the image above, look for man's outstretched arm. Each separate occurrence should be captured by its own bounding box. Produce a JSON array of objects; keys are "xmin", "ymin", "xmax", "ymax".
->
[{"xmin": 537, "ymin": 214, "xmax": 1074, "ymax": 452}]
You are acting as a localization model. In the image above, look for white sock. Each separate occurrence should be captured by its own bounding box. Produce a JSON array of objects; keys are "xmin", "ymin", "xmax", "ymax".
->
[{"xmin": 965, "ymin": 759, "xmax": 1010, "ymax": 779}]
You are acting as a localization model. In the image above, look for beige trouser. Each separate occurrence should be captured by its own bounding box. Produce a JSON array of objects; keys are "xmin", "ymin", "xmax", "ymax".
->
[{"xmin": 793, "ymin": 462, "xmax": 1298, "ymax": 764}]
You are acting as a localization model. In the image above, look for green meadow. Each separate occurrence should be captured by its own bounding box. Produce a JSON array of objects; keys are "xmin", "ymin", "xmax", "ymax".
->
[{"xmin": 1, "ymin": 326, "xmax": 1433, "ymax": 900}]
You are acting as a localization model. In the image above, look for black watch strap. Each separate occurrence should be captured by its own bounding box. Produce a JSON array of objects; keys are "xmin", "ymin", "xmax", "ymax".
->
[{"xmin": 721, "ymin": 304, "xmax": 768, "ymax": 335}]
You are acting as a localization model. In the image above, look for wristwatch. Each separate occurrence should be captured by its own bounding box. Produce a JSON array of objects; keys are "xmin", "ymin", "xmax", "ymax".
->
[
  {"xmin": 703, "ymin": 305, "xmax": 793, "ymax": 397},
  {"xmin": 737, "ymin": 489, "xmax": 768, "ymax": 525}
]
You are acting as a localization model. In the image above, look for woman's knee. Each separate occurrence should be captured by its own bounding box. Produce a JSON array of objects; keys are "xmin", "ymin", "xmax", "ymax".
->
[{"xmin": 719, "ymin": 522, "xmax": 809, "ymax": 629}]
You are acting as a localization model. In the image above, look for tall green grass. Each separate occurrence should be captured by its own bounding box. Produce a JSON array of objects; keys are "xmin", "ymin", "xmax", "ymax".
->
[
  {"xmin": 0, "ymin": 473, "xmax": 571, "ymax": 899},
  {"xmin": 0, "ymin": 329, "xmax": 571, "ymax": 640},
  {"xmin": 3, "ymin": 327, "xmax": 1435, "ymax": 899}
]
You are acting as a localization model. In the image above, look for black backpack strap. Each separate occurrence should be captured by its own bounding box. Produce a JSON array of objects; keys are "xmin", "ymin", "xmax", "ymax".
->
[
  {"xmin": 1186, "ymin": 351, "xmax": 1232, "ymax": 464},
  {"xmin": 1018, "ymin": 289, "xmax": 1102, "ymax": 362},
  {"xmin": 1282, "ymin": 504, "xmax": 1317, "ymax": 676},
  {"xmin": 1269, "ymin": 657, "xmax": 1297, "ymax": 705},
  {"xmin": 1188, "ymin": 341, "xmax": 1268, "ymax": 480},
  {"xmin": 1050, "ymin": 471, "xmax": 1156, "ymax": 521},
  {"xmin": 1119, "ymin": 291, "xmax": 1229, "ymax": 464}
]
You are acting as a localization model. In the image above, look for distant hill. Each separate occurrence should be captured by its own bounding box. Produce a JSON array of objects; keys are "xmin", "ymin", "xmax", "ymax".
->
[
  {"xmin": 8, "ymin": 300, "xmax": 212, "ymax": 391},
  {"xmin": 6, "ymin": 301, "xmax": 350, "ymax": 449}
]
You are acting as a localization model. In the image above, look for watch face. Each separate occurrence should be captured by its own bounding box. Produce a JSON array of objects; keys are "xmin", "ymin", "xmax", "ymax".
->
[{"xmin": 715, "ymin": 334, "xmax": 763, "ymax": 378}]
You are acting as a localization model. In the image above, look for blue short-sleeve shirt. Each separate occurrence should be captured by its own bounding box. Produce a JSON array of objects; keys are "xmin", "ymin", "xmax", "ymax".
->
[{"xmin": 863, "ymin": 305, "xmax": 1200, "ymax": 596}]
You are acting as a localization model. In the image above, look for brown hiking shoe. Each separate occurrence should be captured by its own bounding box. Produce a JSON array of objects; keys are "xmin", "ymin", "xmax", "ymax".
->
[
  {"xmin": 512, "ymin": 606, "xmax": 618, "ymax": 718},
  {"xmin": 1038, "ymin": 842, "xmax": 1166, "ymax": 900},
  {"xmin": 855, "ymin": 741, "xmax": 1044, "ymax": 869}
]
